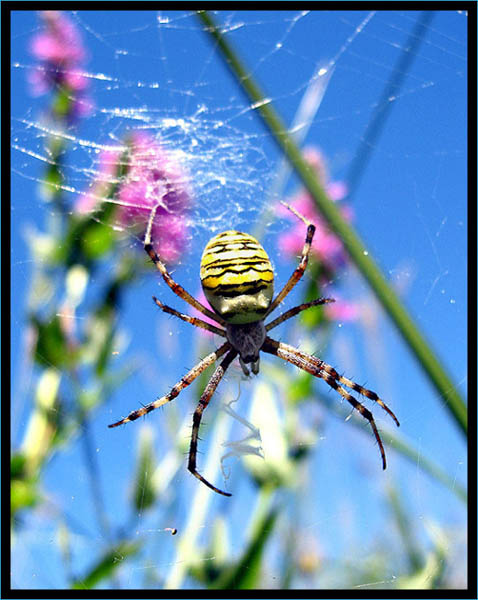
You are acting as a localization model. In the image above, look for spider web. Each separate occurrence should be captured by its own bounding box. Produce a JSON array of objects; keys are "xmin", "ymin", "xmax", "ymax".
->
[{"xmin": 10, "ymin": 9, "xmax": 468, "ymax": 590}]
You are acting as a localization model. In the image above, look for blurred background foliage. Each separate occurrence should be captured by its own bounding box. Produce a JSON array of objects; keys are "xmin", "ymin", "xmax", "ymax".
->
[{"xmin": 10, "ymin": 9, "xmax": 468, "ymax": 591}]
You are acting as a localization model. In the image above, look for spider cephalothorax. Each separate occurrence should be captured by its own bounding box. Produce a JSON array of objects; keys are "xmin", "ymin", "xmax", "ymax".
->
[
  {"xmin": 109, "ymin": 203, "xmax": 399, "ymax": 497},
  {"xmin": 225, "ymin": 321, "xmax": 266, "ymax": 375}
]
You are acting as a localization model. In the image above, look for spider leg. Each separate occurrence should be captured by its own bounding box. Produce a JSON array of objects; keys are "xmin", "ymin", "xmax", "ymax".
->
[
  {"xmin": 108, "ymin": 341, "xmax": 231, "ymax": 427},
  {"xmin": 188, "ymin": 349, "xmax": 238, "ymax": 497},
  {"xmin": 262, "ymin": 336, "xmax": 394, "ymax": 470},
  {"xmin": 321, "ymin": 374, "xmax": 388, "ymax": 470},
  {"xmin": 266, "ymin": 338, "xmax": 399, "ymax": 426},
  {"xmin": 312, "ymin": 359, "xmax": 400, "ymax": 427},
  {"xmin": 265, "ymin": 203, "xmax": 315, "ymax": 317},
  {"xmin": 152, "ymin": 297, "xmax": 226, "ymax": 337},
  {"xmin": 265, "ymin": 297, "xmax": 335, "ymax": 332},
  {"xmin": 144, "ymin": 204, "xmax": 226, "ymax": 326}
]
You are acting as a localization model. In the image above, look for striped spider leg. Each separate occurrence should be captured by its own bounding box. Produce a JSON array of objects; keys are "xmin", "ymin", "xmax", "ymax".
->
[
  {"xmin": 261, "ymin": 336, "xmax": 400, "ymax": 469},
  {"xmin": 109, "ymin": 340, "xmax": 231, "ymax": 427},
  {"xmin": 265, "ymin": 202, "xmax": 316, "ymax": 317},
  {"xmin": 146, "ymin": 300, "xmax": 237, "ymax": 495},
  {"xmin": 151, "ymin": 297, "xmax": 226, "ymax": 338},
  {"xmin": 109, "ymin": 295, "xmax": 234, "ymax": 494},
  {"xmin": 143, "ymin": 203, "xmax": 226, "ymax": 327},
  {"xmin": 188, "ymin": 350, "xmax": 237, "ymax": 497},
  {"xmin": 265, "ymin": 297, "xmax": 336, "ymax": 332}
]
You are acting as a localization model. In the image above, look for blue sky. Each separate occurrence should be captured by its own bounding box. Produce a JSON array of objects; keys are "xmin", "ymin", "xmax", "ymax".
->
[{"xmin": 11, "ymin": 9, "xmax": 468, "ymax": 589}]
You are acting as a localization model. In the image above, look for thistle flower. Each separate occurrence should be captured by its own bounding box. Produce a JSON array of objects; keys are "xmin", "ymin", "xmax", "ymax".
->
[
  {"xmin": 279, "ymin": 147, "xmax": 357, "ymax": 322},
  {"xmin": 279, "ymin": 147, "xmax": 351, "ymax": 272},
  {"xmin": 323, "ymin": 295, "xmax": 359, "ymax": 322},
  {"xmin": 77, "ymin": 131, "xmax": 192, "ymax": 264},
  {"xmin": 28, "ymin": 11, "xmax": 93, "ymax": 120}
]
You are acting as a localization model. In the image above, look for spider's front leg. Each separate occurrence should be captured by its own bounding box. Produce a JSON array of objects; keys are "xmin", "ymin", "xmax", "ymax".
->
[
  {"xmin": 265, "ymin": 202, "xmax": 316, "ymax": 317},
  {"xmin": 152, "ymin": 297, "xmax": 226, "ymax": 338},
  {"xmin": 265, "ymin": 297, "xmax": 335, "ymax": 332},
  {"xmin": 143, "ymin": 203, "xmax": 226, "ymax": 326},
  {"xmin": 188, "ymin": 349, "xmax": 237, "ymax": 497}
]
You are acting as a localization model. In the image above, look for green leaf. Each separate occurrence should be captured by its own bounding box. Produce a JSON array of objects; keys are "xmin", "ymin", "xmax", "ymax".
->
[
  {"xmin": 133, "ymin": 427, "xmax": 157, "ymax": 512},
  {"xmin": 211, "ymin": 508, "xmax": 278, "ymax": 589},
  {"xmin": 31, "ymin": 315, "xmax": 73, "ymax": 369},
  {"xmin": 81, "ymin": 221, "xmax": 116, "ymax": 260},
  {"xmin": 395, "ymin": 525, "xmax": 447, "ymax": 590},
  {"xmin": 11, "ymin": 478, "xmax": 40, "ymax": 519},
  {"xmin": 11, "ymin": 452, "xmax": 27, "ymax": 479},
  {"xmin": 93, "ymin": 316, "xmax": 116, "ymax": 378},
  {"xmin": 56, "ymin": 207, "xmax": 117, "ymax": 267},
  {"xmin": 71, "ymin": 541, "xmax": 141, "ymax": 589},
  {"xmin": 41, "ymin": 163, "xmax": 63, "ymax": 200}
]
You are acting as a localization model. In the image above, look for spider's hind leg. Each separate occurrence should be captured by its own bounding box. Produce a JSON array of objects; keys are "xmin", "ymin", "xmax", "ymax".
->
[
  {"xmin": 261, "ymin": 336, "xmax": 398, "ymax": 470},
  {"xmin": 319, "ymin": 369, "xmax": 388, "ymax": 470},
  {"xmin": 264, "ymin": 335, "xmax": 399, "ymax": 427},
  {"xmin": 314, "ymin": 362, "xmax": 400, "ymax": 427},
  {"xmin": 188, "ymin": 349, "xmax": 237, "ymax": 497}
]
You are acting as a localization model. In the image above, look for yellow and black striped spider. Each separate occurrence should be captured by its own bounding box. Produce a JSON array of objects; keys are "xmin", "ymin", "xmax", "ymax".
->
[{"xmin": 109, "ymin": 204, "xmax": 399, "ymax": 496}]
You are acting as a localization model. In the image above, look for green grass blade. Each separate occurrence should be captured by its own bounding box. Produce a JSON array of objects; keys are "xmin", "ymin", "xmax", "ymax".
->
[
  {"xmin": 212, "ymin": 506, "xmax": 278, "ymax": 589},
  {"xmin": 71, "ymin": 541, "xmax": 141, "ymax": 589}
]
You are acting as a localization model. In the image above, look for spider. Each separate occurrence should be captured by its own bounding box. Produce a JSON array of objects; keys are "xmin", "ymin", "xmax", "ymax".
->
[{"xmin": 109, "ymin": 203, "xmax": 400, "ymax": 497}]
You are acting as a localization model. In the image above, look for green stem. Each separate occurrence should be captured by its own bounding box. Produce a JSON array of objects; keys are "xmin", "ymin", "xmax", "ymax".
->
[{"xmin": 197, "ymin": 11, "xmax": 467, "ymax": 435}]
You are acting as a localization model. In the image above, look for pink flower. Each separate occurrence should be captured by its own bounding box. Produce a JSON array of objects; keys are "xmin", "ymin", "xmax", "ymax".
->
[
  {"xmin": 324, "ymin": 298, "xmax": 359, "ymax": 322},
  {"xmin": 76, "ymin": 148, "xmax": 120, "ymax": 215},
  {"xmin": 278, "ymin": 147, "xmax": 358, "ymax": 323},
  {"xmin": 77, "ymin": 132, "xmax": 192, "ymax": 264},
  {"xmin": 29, "ymin": 11, "xmax": 86, "ymax": 64},
  {"xmin": 28, "ymin": 11, "xmax": 93, "ymax": 119},
  {"xmin": 279, "ymin": 148, "xmax": 351, "ymax": 273}
]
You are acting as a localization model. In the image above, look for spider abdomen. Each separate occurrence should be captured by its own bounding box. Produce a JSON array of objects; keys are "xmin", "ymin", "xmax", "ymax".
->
[{"xmin": 200, "ymin": 230, "xmax": 274, "ymax": 324}]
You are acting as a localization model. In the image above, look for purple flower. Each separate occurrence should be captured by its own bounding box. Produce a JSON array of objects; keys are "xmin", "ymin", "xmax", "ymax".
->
[
  {"xmin": 324, "ymin": 296, "xmax": 359, "ymax": 322},
  {"xmin": 278, "ymin": 147, "xmax": 357, "ymax": 322},
  {"xmin": 279, "ymin": 147, "xmax": 351, "ymax": 273},
  {"xmin": 77, "ymin": 131, "xmax": 192, "ymax": 264},
  {"xmin": 28, "ymin": 11, "xmax": 93, "ymax": 119},
  {"xmin": 29, "ymin": 11, "xmax": 86, "ymax": 65}
]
